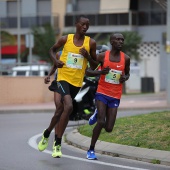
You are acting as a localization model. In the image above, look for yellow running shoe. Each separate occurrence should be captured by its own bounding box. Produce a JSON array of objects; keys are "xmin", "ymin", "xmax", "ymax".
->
[
  {"xmin": 52, "ymin": 142, "xmax": 62, "ymax": 158},
  {"xmin": 38, "ymin": 131, "xmax": 49, "ymax": 151}
]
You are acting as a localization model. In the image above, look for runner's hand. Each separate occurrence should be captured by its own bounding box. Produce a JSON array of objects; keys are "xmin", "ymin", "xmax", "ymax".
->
[
  {"xmin": 79, "ymin": 47, "xmax": 89, "ymax": 60},
  {"xmin": 119, "ymin": 75, "xmax": 126, "ymax": 83},
  {"xmin": 100, "ymin": 66, "xmax": 110, "ymax": 75},
  {"xmin": 44, "ymin": 76, "xmax": 50, "ymax": 84},
  {"xmin": 55, "ymin": 60, "xmax": 64, "ymax": 68}
]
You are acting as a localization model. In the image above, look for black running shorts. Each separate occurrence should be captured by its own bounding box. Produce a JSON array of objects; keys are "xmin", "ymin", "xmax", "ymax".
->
[{"xmin": 56, "ymin": 81, "xmax": 80, "ymax": 100}]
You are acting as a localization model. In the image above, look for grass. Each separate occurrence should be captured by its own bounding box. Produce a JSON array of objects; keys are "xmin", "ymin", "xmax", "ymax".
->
[{"xmin": 78, "ymin": 111, "xmax": 170, "ymax": 151}]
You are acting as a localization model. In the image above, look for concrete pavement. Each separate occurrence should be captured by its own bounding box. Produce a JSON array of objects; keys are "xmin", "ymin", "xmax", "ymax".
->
[
  {"xmin": 0, "ymin": 92, "xmax": 169, "ymax": 113},
  {"xmin": 0, "ymin": 92, "xmax": 170, "ymax": 166}
]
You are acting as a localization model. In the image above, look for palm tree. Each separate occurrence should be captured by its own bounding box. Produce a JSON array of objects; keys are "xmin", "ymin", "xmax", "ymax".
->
[{"xmin": 122, "ymin": 31, "xmax": 142, "ymax": 61}]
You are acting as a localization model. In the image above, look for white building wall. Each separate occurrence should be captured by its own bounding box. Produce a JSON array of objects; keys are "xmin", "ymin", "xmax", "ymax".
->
[
  {"xmin": 138, "ymin": 42, "xmax": 160, "ymax": 92},
  {"xmin": 0, "ymin": 1, "xmax": 7, "ymax": 17},
  {"xmin": 138, "ymin": 26, "xmax": 167, "ymax": 92}
]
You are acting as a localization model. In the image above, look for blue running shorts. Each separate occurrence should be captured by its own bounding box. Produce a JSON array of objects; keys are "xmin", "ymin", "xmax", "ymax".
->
[{"xmin": 95, "ymin": 93, "xmax": 120, "ymax": 108}]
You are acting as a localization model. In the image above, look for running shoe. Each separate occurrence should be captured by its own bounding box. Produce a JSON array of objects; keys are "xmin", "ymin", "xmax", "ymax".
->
[
  {"xmin": 87, "ymin": 150, "xmax": 97, "ymax": 160},
  {"xmin": 52, "ymin": 142, "xmax": 62, "ymax": 158},
  {"xmin": 38, "ymin": 130, "xmax": 49, "ymax": 151},
  {"xmin": 88, "ymin": 108, "xmax": 97, "ymax": 125},
  {"xmin": 84, "ymin": 109, "xmax": 91, "ymax": 115}
]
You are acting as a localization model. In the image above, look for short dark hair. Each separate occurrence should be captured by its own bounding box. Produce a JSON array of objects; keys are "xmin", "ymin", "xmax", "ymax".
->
[
  {"xmin": 75, "ymin": 15, "xmax": 88, "ymax": 23},
  {"xmin": 110, "ymin": 32, "xmax": 123, "ymax": 41}
]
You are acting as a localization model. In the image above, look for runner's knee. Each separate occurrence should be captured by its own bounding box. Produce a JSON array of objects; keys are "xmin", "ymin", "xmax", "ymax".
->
[
  {"xmin": 97, "ymin": 119, "xmax": 105, "ymax": 127},
  {"xmin": 105, "ymin": 127, "xmax": 113, "ymax": 133},
  {"xmin": 53, "ymin": 111, "xmax": 61, "ymax": 120},
  {"xmin": 64, "ymin": 103, "xmax": 73, "ymax": 114}
]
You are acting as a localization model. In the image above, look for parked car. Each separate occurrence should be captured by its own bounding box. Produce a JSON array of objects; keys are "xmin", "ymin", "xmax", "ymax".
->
[{"xmin": 11, "ymin": 65, "xmax": 50, "ymax": 77}]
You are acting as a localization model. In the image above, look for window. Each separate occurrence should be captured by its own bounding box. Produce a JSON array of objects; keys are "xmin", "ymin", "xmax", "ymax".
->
[
  {"xmin": 76, "ymin": 0, "xmax": 99, "ymax": 13},
  {"xmin": 7, "ymin": 1, "xmax": 17, "ymax": 17},
  {"xmin": 138, "ymin": 12, "xmax": 149, "ymax": 25},
  {"xmin": 97, "ymin": 14, "xmax": 107, "ymax": 26},
  {"xmin": 119, "ymin": 13, "xmax": 129, "ymax": 25},
  {"xmin": 37, "ymin": 0, "xmax": 51, "ymax": 16},
  {"xmin": 108, "ymin": 14, "xmax": 118, "ymax": 25},
  {"xmin": 32, "ymin": 71, "xmax": 39, "ymax": 76},
  {"xmin": 16, "ymin": 71, "xmax": 26, "ymax": 76}
]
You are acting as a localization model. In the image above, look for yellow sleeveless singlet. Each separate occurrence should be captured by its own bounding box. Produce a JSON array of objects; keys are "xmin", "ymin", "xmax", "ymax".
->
[{"xmin": 57, "ymin": 34, "xmax": 90, "ymax": 87}]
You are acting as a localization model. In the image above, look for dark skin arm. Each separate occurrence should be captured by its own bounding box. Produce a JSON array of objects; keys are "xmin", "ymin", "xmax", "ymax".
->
[
  {"xmin": 119, "ymin": 54, "xmax": 130, "ymax": 83},
  {"xmin": 49, "ymin": 36, "xmax": 67, "ymax": 68},
  {"xmin": 44, "ymin": 65, "xmax": 57, "ymax": 84},
  {"xmin": 79, "ymin": 38, "xmax": 98, "ymax": 70},
  {"xmin": 86, "ymin": 52, "xmax": 130, "ymax": 83},
  {"xmin": 50, "ymin": 36, "xmax": 98, "ymax": 69},
  {"xmin": 85, "ymin": 52, "xmax": 110, "ymax": 76},
  {"xmin": 45, "ymin": 51, "xmax": 60, "ymax": 84}
]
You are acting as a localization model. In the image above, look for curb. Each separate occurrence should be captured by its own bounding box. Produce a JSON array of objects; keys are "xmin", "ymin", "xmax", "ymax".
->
[
  {"xmin": 0, "ymin": 109, "xmax": 55, "ymax": 114},
  {"xmin": 0, "ymin": 106, "xmax": 170, "ymax": 114},
  {"xmin": 66, "ymin": 129, "xmax": 170, "ymax": 166}
]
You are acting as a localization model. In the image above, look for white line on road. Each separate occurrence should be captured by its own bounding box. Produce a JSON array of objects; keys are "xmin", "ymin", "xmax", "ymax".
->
[
  {"xmin": 28, "ymin": 133, "xmax": 150, "ymax": 170},
  {"xmin": 129, "ymin": 100, "xmax": 135, "ymax": 103}
]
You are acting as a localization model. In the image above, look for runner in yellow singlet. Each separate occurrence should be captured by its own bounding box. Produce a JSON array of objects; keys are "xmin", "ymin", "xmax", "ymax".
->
[{"xmin": 38, "ymin": 15, "xmax": 97, "ymax": 158}]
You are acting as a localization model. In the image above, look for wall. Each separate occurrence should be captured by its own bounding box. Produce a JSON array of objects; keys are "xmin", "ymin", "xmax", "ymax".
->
[
  {"xmin": 138, "ymin": 26, "xmax": 167, "ymax": 91},
  {"xmin": 0, "ymin": 77, "xmax": 53, "ymax": 105},
  {"xmin": 52, "ymin": 0, "xmax": 66, "ymax": 35},
  {"xmin": 100, "ymin": 0, "xmax": 130, "ymax": 13}
]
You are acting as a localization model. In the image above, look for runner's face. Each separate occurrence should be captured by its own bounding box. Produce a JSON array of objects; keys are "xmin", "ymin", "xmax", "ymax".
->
[
  {"xmin": 111, "ymin": 34, "xmax": 124, "ymax": 50},
  {"xmin": 76, "ymin": 17, "xmax": 89, "ymax": 35}
]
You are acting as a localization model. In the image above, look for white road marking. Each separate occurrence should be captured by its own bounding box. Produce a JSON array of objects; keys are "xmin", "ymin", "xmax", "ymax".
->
[
  {"xmin": 28, "ymin": 133, "xmax": 150, "ymax": 170},
  {"xmin": 150, "ymin": 101, "xmax": 160, "ymax": 104},
  {"xmin": 129, "ymin": 100, "xmax": 135, "ymax": 103}
]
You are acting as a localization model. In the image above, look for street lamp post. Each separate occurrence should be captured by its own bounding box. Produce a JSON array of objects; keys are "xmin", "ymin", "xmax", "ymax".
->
[
  {"xmin": 166, "ymin": 0, "xmax": 170, "ymax": 104},
  {"xmin": 0, "ymin": 17, "xmax": 1, "ymax": 63},
  {"xmin": 167, "ymin": 0, "xmax": 170, "ymax": 104},
  {"xmin": 17, "ymin": 0, "xmax": 21, "ymax": 65}
]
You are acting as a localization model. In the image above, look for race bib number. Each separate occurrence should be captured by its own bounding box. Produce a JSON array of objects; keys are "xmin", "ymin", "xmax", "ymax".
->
[
  {"xmin": 66, "ymin": 52, "xmax": 84, "ymax": 69},
  {"xmin": 105, "ymin": 69, "xmax": 122, "ymax": 84}
]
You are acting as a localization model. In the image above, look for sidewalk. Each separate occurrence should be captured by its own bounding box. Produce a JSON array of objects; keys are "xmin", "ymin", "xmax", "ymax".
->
[
  {"xmin": 0, "ymin": 92, "xmax": 170, "ymax": 113},
  {"xmin": 0, "ymin": 92, "xmax": 170, "ymax": 166}
]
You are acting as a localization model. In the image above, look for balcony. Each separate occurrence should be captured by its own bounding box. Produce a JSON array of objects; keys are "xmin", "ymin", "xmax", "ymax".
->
[
  {"xmin": 0, "ymin": 14, "xmax": 59, "ymax": 30},
  {"xmin": 64, "ymin": 10, "xmax": 166, "ymax": 27}
]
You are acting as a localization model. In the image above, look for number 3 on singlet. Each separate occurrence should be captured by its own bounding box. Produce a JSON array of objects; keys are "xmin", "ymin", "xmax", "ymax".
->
[
  {"xmin": 66, "ymin": 52, "xmax": 84, "ymax": 69},
  {"xmin": 105, "ymin": 69, "xmax": 122, "ymax": 84}
]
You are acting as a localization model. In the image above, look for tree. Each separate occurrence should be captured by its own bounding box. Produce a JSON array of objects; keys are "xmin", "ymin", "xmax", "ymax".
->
[
  {"xmin": 31, "ymin": 24, "xmax": 56, "ymax": 62},
  {"xmin": 121, "ymin": 31, "xmax": 142, "ymax": 61},
  {"xmin": 1, "ymin": 30, "xmax": 15, "ymax": 46},
  {"xmin": 93, "ymin": 31, "xmax": 142, "ymax": 61}
]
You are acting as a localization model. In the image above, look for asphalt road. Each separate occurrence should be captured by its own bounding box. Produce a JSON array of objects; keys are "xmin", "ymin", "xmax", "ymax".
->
[{"xmin": 0, "ymin": 110, "xmax": 169, "ymax": 170}]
